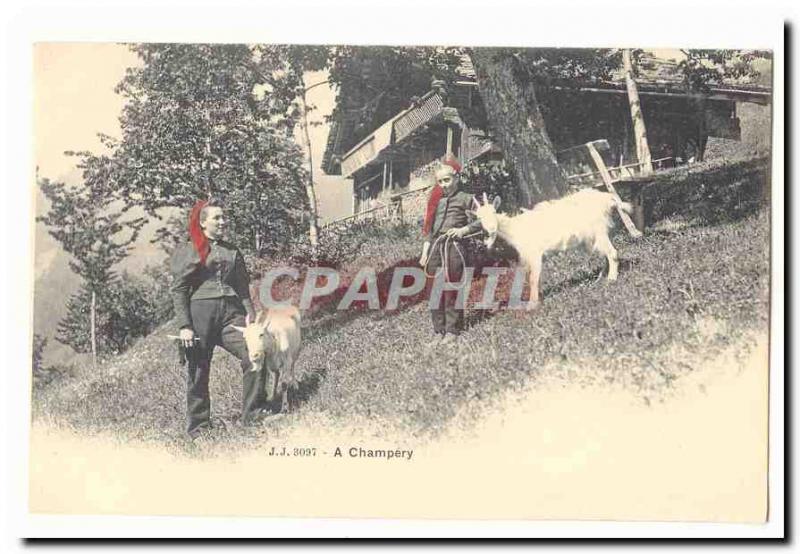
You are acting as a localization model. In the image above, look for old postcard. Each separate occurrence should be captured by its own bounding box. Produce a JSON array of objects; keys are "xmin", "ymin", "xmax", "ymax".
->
[{"xmin": 18, "ymin": 7, "xmax": 783, "ymax": 538}]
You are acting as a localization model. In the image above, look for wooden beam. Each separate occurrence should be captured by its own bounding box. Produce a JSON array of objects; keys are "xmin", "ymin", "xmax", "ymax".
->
[
  {"xmin": 446, "ymin": 125, "xmax": 454, "ymax": 156},
  {"xmin": 623, "ymin": 50, "xmax": 654, "ymax": 177},
  {"xmin": 557, "ymin": 86, "xmax": 771, "ymax": 106},
  {"xmin": 586, "ymin": 141, "xmax": 643, "ymax": 238}
]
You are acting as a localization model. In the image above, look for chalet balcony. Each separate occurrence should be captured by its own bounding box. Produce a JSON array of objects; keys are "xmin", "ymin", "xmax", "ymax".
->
[
  {"xmin": 338, "ymin": 90, "xmax": 448, "ymax": 179},
  {"xmin": 392, "ymin": 91, "xmax": 445, "ymax": 143},
  {"xmin": 339, "ymin": 116, "xmax": 394, "ymax": 178}
]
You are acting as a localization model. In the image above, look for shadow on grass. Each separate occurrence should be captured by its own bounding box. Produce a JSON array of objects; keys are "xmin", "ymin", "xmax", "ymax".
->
[
  {"xmin": 541, "ymin": 265, "xmax": 606, "ymax": 298},
  {"xmin": 292, "ymin": 366, "xmax": 326, "ymax": 407},
  {"xmin": 263, "ymin": 366, "xmax": 327, "ymax": 415}
]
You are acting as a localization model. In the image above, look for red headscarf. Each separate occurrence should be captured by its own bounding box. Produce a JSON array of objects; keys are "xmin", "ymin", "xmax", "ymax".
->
[
  {"xmin": 423, "ymin": 156, "xmax": 462, "ymax": 235},
  {"xmin": 188, "ymin": 199, "xmax": 211, "ymax": 265}
]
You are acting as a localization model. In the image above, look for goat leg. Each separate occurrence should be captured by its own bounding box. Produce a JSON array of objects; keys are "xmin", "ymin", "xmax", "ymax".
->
[
  {"xmin": 266, "ymin": 368, "xmax": 280, "ymax": 412},
  {"xmin": 280, "ymin": 382, "xmax": 290, "ymax": 413},
  {"xmin": 526, "ymin": 259, "xmax": 542, "ymax": 310},
  {"xmin": 594, "ymin": 234, "xmax": 619, "ymax": 281}
]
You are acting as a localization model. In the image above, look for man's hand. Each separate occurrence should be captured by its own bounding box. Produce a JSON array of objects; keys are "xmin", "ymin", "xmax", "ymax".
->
[
  {"xmin": 179, "ymin": 328, "xmax": 196, "ymax": 349},
  {"xmin": 445, "ymin": 226, "xmax": 469, "ymax": 238}
]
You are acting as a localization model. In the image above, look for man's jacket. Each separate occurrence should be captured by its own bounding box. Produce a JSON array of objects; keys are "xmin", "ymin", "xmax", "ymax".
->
[
  {"xmin": 427, "ymin": 188, "xmax": 482, "ymax": 240},
  {"xmin": 169, "ymin": 239, "xmax": 255, "ymax": 330}
]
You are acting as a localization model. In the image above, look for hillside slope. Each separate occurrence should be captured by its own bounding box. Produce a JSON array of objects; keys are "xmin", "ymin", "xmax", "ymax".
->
[
  {"xmin": 33, "ymin": 213, "xmax": 769, "ymax": 446},
  {"xmin": 33, "ymin": 156, "xmax": 771, "ymax": 449}
]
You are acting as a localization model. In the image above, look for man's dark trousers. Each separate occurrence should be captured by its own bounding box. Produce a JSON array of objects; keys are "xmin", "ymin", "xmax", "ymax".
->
[
  {"xmin": 427, "ymin": 236, "xmax": 467, "ymax": 336},
  {"xmin": 185, "ymin": 296, "xmax": 268, "ymax": 436}
]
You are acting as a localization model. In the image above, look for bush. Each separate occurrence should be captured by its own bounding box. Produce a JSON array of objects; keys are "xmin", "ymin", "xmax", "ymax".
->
[
  {"xmin": 461, "ymin": 158, "xmax": 523, "ymax": 212},
  {"xmin": 56, "ymin": 267, "xmax": 174, "ymax": 359},
  {"xmin": 31, "ymin": 334, "xmax": 77, "ymax": 390}
]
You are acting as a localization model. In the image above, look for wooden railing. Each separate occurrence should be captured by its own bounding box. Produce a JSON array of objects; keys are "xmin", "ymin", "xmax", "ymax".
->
[
  {"xmin": 463, "ymin": 131, "xmax": 495, "ymax": 162},
  {"xmin": 393, "ymin": 92, "xmax": 445, "ymax": 142},
  {"xmin": 388, "ymin": 186, "xmax": 434, "ymax": 223},
  {"xmin": 321, "ymin": 186, "xmax": 433, "ymax": 234},
  {"xmin": 321, "ymin": 203, "xmax": 391, "ymax": 233},
  {"xmin": 340, "ymin": 136, "xmax": 377, "ymax": 178},
  {"xmin": 566, "ymin": 156, "xmax": 674, "ymax": 187}
]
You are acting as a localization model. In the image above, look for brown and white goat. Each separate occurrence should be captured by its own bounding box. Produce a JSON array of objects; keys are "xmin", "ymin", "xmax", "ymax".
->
[
  {"xmin": 469, "ymin": 189, "xmax": 632, "ymax": 309},
  {"xmin": 234, "ymin": 306, "xmax": 302, "ymax": 413}
]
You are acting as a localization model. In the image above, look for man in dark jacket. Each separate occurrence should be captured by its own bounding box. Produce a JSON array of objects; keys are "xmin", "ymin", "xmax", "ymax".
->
[
  {"xmin": 419, "ymin": 159, "xmax": 481, "ymax": 344},
  {"xmin": 170, "ymin": 200, "xmax": 267, "ymax": 438}
]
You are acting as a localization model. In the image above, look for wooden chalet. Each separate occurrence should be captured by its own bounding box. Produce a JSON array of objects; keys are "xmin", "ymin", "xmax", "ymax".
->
[{"xmin": 321, "ymin": 52, "xmax": 771, "ymax": 225}]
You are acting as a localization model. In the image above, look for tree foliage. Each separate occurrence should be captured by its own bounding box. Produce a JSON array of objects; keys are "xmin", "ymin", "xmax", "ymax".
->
[
  {"xmin": 38, "ymin": 158, "xmax": 153, "ymax": 359},
  {"xmin": 677, "ymin": 49, "xmax": 772, "ymax": 92},
  {"xmin": 323, "ymin": 46, "xmax": 463, "ymax": 149},
  {"xmin": 322, "ymin": 45, "xmax": 621, "ymax": 205},
  {"xmin": 513, "ymin": 48, "xmax": 622, "ymax": 87},
  {"xmin": 109, "ymin": 43, "xmax": 316, "ymax": 256},
  {"xmin": 38, "ymin": 168, "xmax": 145, "ymax": 288}
]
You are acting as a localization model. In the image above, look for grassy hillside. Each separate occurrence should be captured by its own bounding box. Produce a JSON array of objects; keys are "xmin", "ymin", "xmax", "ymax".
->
[{"xmin": 32, "ymin": 155, "xmax": 771, "ymax": 451}]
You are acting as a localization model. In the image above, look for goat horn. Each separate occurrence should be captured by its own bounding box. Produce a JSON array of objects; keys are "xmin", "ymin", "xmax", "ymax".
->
[
  {"xmin": 483, "ymin": 192, "xmax": 489, "ymax": 205},
  {"xmin": 472, "ymin": 197, "xmax": 481, "ymax": 211},
  {"xmin": 245, "ymin": 313, "xmax": 251, "ymax": 326}
]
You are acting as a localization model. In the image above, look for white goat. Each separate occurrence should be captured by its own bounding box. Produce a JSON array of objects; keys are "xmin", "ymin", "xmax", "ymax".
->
[
  {"xmin": 234, "ymin": 306, "xmax": 302, "ymax": 413},
  {"xmin": 469, "ymin": 189, "xmax": 632, "ymax": 309}
]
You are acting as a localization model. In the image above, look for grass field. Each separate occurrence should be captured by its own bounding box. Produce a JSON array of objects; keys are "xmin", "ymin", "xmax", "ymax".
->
[{"xmin": 32, "ymin": 155, "xmax": 771, "ymax": 454}]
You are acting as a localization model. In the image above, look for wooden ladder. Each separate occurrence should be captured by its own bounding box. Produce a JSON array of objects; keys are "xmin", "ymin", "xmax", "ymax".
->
[{"xmin": 585, "ymin": 140, "xmax": 643, "ymax": 238}]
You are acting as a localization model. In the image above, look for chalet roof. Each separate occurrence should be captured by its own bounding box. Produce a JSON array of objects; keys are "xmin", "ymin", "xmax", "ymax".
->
[{"xmin": 457, "ymin": 50, "xmax": 770, "ymax": 95}]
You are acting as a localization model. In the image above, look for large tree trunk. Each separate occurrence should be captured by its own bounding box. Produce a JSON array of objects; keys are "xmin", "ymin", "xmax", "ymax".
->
[{"xmin": 468, "ymin": 48, "xmax": 567, "ymax": 207}]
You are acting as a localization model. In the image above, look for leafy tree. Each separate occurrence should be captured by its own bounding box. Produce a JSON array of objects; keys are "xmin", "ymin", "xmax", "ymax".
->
[
  {"xmin": 38, "ymin": 169, "xmax": 144, "ymax": 289},
  {"xmin": 37, "ymin": 161, "xmax": 145, "ymax": 362},
  {"xmin": 273, "ymin": 44, "xmax": 333, "ymax": 249},
  {"xmin": 461, "ymin": 158, "xmax": 520, "ymax": 209},
  {"xmin": 109, "ymin": 43, "xmax": 312, "ymax": 256},
  {"xmin": 323, "ymin": 46, "xmax": 463, "ymax": 151},
  {"xmin": 56, "ymin": 270, "xmax": 171, "ymax": 357},
  {"xmin": 677, "ymin": 49, "xmax": 772, "ymax": 92}
]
